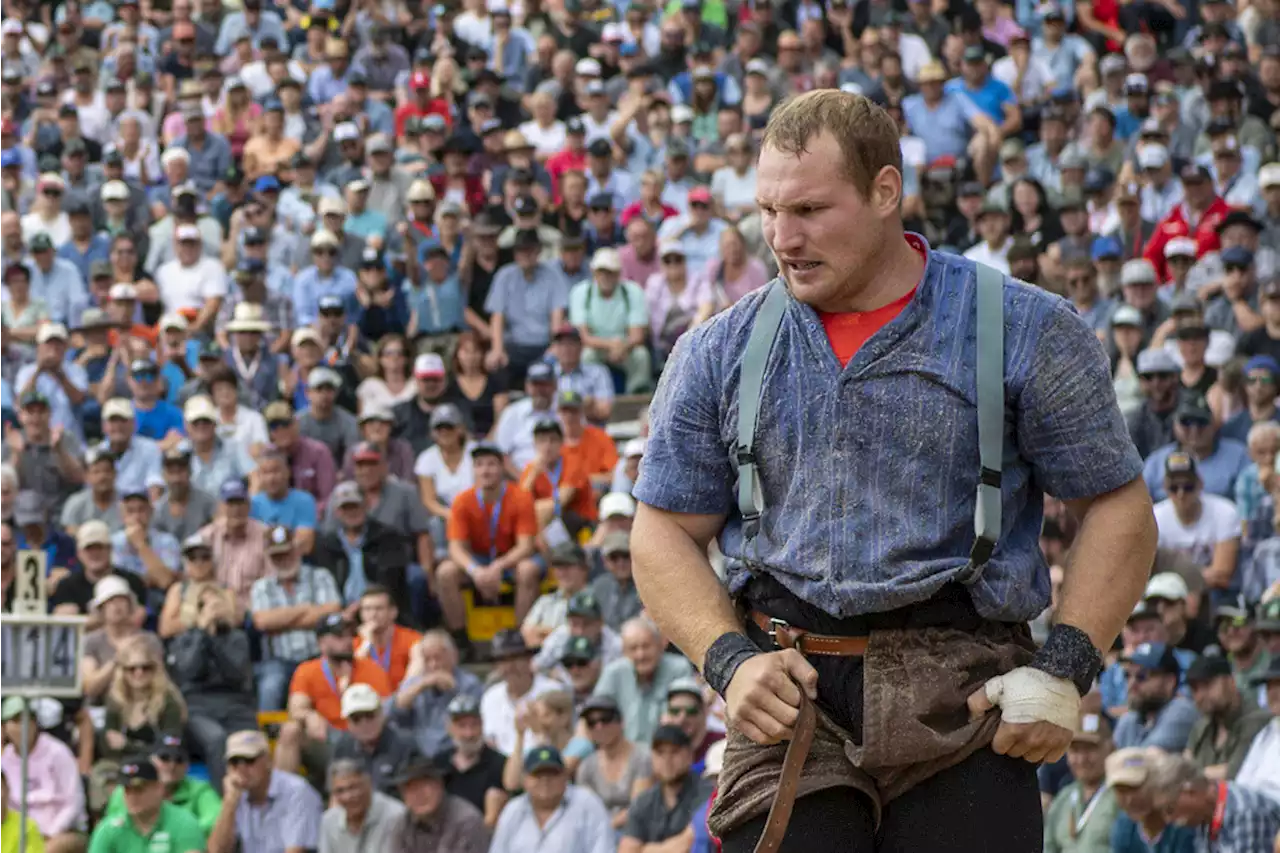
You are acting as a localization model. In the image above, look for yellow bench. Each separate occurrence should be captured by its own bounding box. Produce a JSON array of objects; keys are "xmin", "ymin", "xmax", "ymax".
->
[
  {"xmin": 256, "ymin": 711, "xmax": 290, "ymax": 753},
  {"xmin": 464, "ymin": 579, "xmax": 558, "ymax": 641}
]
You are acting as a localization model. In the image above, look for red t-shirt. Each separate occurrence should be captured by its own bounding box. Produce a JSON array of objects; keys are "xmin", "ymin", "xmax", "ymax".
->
[{"xmin": 818, "ymin": 235, "xmax": 927, "ymax": 366}]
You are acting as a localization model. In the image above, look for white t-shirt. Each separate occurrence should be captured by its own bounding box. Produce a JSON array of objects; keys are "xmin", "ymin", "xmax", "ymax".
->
[
  {"xmin": 963, "ymin": 239, "xmax": 1012, "ymax": 274},
  {"xmin": 518, "ymin": 120, "xmax": 567, "ymax": 160},
  {"xmin": 355, "ymin": 377, "xmax": 417, "ymax": 414},
  {"xmin": 21, "ymin": 212, "xmax": 72, "ymax": 246},
  {"xmin": 155, "ymin": 256, "xmax": 228, "ymax": 312},
  {"xmin": 216, "ymin": 405, "xmax": 269, "ymax": 450},
  {"xmin": 1153, "ymin": 493, "xmax": 1241, "ymax": 567},
  {"xmin": 480, "ymin": 673, "xmax": 562, "ymax": 756},
  {"xmin": 710, "ymin": 166, "xmax": 758, "ymax": 213},
  {"xmin": 413, "ymin": 442, "xmax": 477, "ymax": 506}
]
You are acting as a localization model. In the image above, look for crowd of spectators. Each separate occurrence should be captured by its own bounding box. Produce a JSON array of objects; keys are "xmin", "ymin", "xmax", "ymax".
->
[{"xmin": 4, "ymin": 0, "xmax": 1280, "ymax": 846}]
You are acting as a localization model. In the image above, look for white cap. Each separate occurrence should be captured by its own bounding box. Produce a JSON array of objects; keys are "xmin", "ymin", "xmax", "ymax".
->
[
  {"xmin": 90, "ymin": 575, "xmax": 136, "ymax": 610},
  {"xmin": 745, "ymin": 58, "xmax": 770, "ymax": 75},
  {"xmin": 1120, "ymin": 258, "xmax": 1157, "ymax": 286},
  {"xmin": 307, "ymin": 366, "xmax": 343, "ymax": 388},
  {"xmin": 623, "ymin": 437, "xmax": 646, "ymax": 458},
  {"xmin": 2, "ymin": 19, "xmax": 24, "ymax": 34},
  {"xmin": 340, "ymin": 683, "xmax": 382, "ymax": 718},
  {"xmin": 1145, "ymin": 572, "xmax": 1189, "ymax": 601},
  {"xmin": 575, "ymin": 57, "xmax": 602, "ymax": 77},
  {"xmin": 38, "ymin": 172, "xmax": 65, "ymax": 190},
  {"xmin": 590, "ymin": 247, "xmax": 622, "ymax": 272},
  {"xmin": 160, "ymin": 147, "xmax": 190, "ymax": 167},
  {"xmin": 345, "ymin": 177, "xmax": 371, "ymax": 194},
  {"xmin": 1164, "ymin": 236, "xmax": 1197, "ymax": 258},
  {"xmin": 76, "ymin": 519, "xmax": 112, "ymax": 549},
  {"xmin": 601, "ymin": 22, "xmax": 625, "ymax": 41},
  {"xmin": 175, "ymin": 223, "xmax": 201, "ymax": 242},
  {"xmin": 109, "ymin": 282, "xmax": 138, "ymax": 301},
  {"xmin": 672, "ymin": 105, "xmax": 695, "ymax": 124},
  {"xmin": 334, "ymin": 121, "xmax": 361, "ymax": 143},
  {"xmin": 658, "ymin": 238, "xmax": 686, "ymax": 257},
  {"xmin": 407, "ymin": 179, "xmax": 436, "ymax": 202},
  {"xmin": 414, "ymin": 352, "xmax": 446, "ymax": 377},
  {"xmin": 1136, "ymin": 144, "xmax": 1168, "ymax": 170},
  {"xmin": 101, "ymin": 180, "xmax": 130, "ymax": 201},
  {"xmin": 311, "ymin": 229, "xmax": 341, "ymax": 248},
  {"xmin": 600, "ymin": 491, "xmax": 636, "ymax": 518},
  {"xmin": 160, "ymin": 313, "xmax": 189, "ymax": 331},
  {"xmin": 184, "ymin": 394, "xmax": 217, "ymax": 423},
  {"xmin": 318, "ymin": 196, "xmax": 348, "ymax": 217},
  {"xmin": 292, "ymin": 327, "xmax": 322, "ymax": 348},
  {"xmin": 36, "ymin": 323, "xmax": 69, "ymax": 344},
  {"xmin": 1260, "ymin": 163, "xmax": 1280, "ymax": 188},
  {"xmin": 102, "ymin": 398, "xmax": 135, "ymax": 420}
]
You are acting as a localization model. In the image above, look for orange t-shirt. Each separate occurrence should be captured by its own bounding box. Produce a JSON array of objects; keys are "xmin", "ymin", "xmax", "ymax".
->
[
  {"xmin": 563, "ymin": 426, "xmax": 619, "ymax": 481},
  {"xmin": 354, "ymin": 624, "xmax": 422, "ymax": 690},
  {"xmin": 818, "ymin": 235, "xmax": 927, "ymax": 366},
  {"xmin": 520, "ymin": 455, "xmax": 597, "ymax": 522},
  {"xmin": 447, "ymin": 484, "xmax": 539, "ymax": 558},
  {"xmin": 289, "ymin": 657, "xmax": 392, "ymax": 729}
]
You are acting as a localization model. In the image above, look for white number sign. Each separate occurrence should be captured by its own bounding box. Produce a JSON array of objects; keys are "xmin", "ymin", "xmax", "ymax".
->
[
  {"xmin": 0, "ymin": 615, "xmax": 86, "ymax": 697},
  {"xmin": 13, "ymin": 550, "xmax": 46, "ymax": 615}
]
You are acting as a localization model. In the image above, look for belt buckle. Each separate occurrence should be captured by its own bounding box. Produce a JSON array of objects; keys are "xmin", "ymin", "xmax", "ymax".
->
[{"xmin": 768, "ymin": 617, "xmax": 789, "ymax": 649}]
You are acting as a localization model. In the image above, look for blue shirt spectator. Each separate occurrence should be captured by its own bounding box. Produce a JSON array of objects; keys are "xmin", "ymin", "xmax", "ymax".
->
[
  {"xmin": 293, "ymin": 263, "xmax": 359, "ymax": 326},
  {"xmin": 1143, "ymin": 439, "xmax": 1251, "ymax": 502},
  {"xmin": 133, "ymin": 400, "xmax": 186, "ymax": 441},
  {"xmin": 250, "ymin": 489, "xmax": 318, "ymax": 532},
  {"xmin": 944, "ymin": 74, "xmax": 1015, "ymax": 123},
  {"xmin": 902, "ymin": 90, "xmax": 985, "ymax": 163},
  {"xmin": 175, "ymin": 129, "xmax": 234, "ymax": 195}
]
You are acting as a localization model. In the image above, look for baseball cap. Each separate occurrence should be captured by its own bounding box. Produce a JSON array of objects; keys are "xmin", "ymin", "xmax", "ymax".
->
[
  {"xmin": 184, "ymin": 395, "xmax": 217, "ymax": 423},
  {"xmin": 601, "ymin": 530, "xmax": 631, "ymax": 556},
  {"xmin": 394, "ymin": 755, "xmax": 451, "ymax": 785},
  {"xmin": 688, "ymin": 186, "xmax": 713, "ymax": 204},
  {"xmin": 557, "ymin": 390, "xmax": 584, "ymax": 411},
  {"xmin": 36, "ymin": 323, "xmax": 69, "ymax": 344},
  {"xmin": 590, "ymin": 247, "xmax": 622, "ymax": 272},
  {"xmin": 666, "ymin": 677, "xmax": 704, "ymax": 703},
  {"xmin": 118, "ymin": 757, "xmax": 160, "ymax": 786},
  {"xmin": 471, "ymin": 441, "xmax": 504, "ymax": 460},
  {"xmin": 153, "ymin": 735, "xmax": 188, "ymax": 762},
  {"xmin": 331, "ymin": 481, "xmax": 363, "ymax": 507},
  {"xmin": 91, "ymin": 575, "xmax": 137, "ymax": 610},
  {"xmin": 315, "ymin": 612, "xmax": 353, "ymax": 636},
  {"xmin": 213, "ymin": 479, "xmax": 249, "ymax": 504},
  {"xmin": 12, "ymin": 490, "xmax": 45, "ymax": 525},
  {"xmin": 358, "ymin": 405, "xmax": 395, "ymax": 425},
  {"xmin": 264, "ymin": 525, "xmax": 294, "ymax": 554},
  {"xmin": 651, "ymin": 724, "xmax": 693, "ymax": 748},
  {"xmin": 414, "ymin": 353, "xmax": 446, "ymax": 378},
  {"xmin": 341, "ymin": 683, "xmax": 382, "ymax": 718},
  {"xmin": 1257, "ymin": 598, "xmax": 1280, "ymax": 633},
  {"xmin": 181, "ymin": 533, "xmax": 211, "ymax": 556},
  {"xmin": 1184, "ymin": 654, "xmax": 1234, "ymax": 684},
  {"xmin": 527, "ymin": 362, "xmax": 555, "ymax": 383},
  {"xmin": 429, "ymin": 403, "xmax": 464, "ymax": 429},
  {"xmin": 600, "ymin": 492, "xmax": 636, "ymax": 519},
  {"xmin": 352, "ymin": 441, "xmax": 383, "ymax": 463},
  {"xmin": 562, "ymin": 635, "xmax": 600, "ymax": 665},
  {"xmin": 1072, "ymin": 711, "xmax": 1112, "ymax": 744},
  {"xmin": 225, "ymin": 730, "xmax": 269, "ymax": 760},
  {"xmin": 447, "ymin": 694, "xmax": 482, "ymax": 718},
  {"xmin": 1144, "ymin": 572, "xmax": 1189, "ymax": 602},
  {"xmin": 491, "ymin": 628, "xmax": 534, "ymax": 659},
  {"xmin": 1175, "ymin": 390, "xmax": 1213, "ymax": 422},
  {"xmin": 76, "ymin": 520, "xmax": 112, "ymax": 549},
  {"xmin": 1111, "ymin": 305, "xmax": 1142, "ymax": 328},
  {"xmin": 307, "ymin": 367, "xmax": 342, "ymax": 389},
  {"xmin": 102, "ymin": 398, "xmax": 136, "ymax": 422},
  {"xmin": 1121, "ymin": 641, "xmax": 1181, "ymax": 674},
  {"xmin": 18, "ymin": 390, "xmax": 49, "ymax": 409},
  {"xmin": 523, "ymin": 745, "xmax": 566, "ymax": 773}
]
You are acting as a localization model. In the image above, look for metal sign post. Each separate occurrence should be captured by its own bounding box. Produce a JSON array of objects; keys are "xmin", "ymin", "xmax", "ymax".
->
[{"xmin": 1, "ymin": 612, "xmax": 86, "ymax": 853}]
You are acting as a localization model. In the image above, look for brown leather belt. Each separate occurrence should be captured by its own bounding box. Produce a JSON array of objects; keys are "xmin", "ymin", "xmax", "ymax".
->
[
  {"xmin": 745, "ymin": 612, "xmax": 868, "ymax": 852},
  {"xmin": 749, "ymin": 611, "xmax": 870, "ymax": 657}
]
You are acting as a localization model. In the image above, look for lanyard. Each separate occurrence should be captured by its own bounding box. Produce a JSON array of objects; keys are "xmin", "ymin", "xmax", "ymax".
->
[
  {"xmin": 1069, "ymin": 786, "xmax": 1106, "ymax": 839},
  {"xmin": 371, "ymin": 638, "xmax": 392, "ymax": 674},
  {"xmin": 478, "ymin": 484, "xmax": 506, "ymax": 560},
  {"xmin": 1209, "ymin": 781, "xmax": 1229, "ymax": 842},
  {"xmin": 549, "ymin": 459, "xmax": 563, "ymax": 517},
  {"xmin": 321, "ymin": 658, "xmax": 346, "ymax": 698}
]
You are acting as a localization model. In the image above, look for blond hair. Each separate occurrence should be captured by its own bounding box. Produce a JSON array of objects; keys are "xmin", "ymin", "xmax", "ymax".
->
[
  {"xmin": 107, "ymin": 635, "xmax": 187, "ymax": 728},
  {"xmin": 761, "ymin": 90, "xmax": 901, "ymax": 198},
  {"xmin": 178, "ymin": 581, "xmax": 234, "ymax": 631}
]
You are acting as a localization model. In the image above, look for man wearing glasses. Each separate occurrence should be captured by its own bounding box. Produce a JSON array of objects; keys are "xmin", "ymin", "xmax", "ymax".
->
[
  {"xmin": 292, "ymin": 229, "xmax": 358, "ymax": 327},
  {"xmin": 1152, "ymin": 451, "xmax": 1242, "ymax": 609},
  {"xmin": 660, "ymin": 678, "xmax": 723, "ymax": 776},
  {"xmin": 1143, "ymin": 391, "xmax": 1251, "ymax": 501},
  {"xmin": 102, "ymin": 736, "xmax": 222, "ymax": 837},
  {"xmin": 1112, "ymin": 642, "xmax": 1200, "ymax": 752},
  {"xmin": 208, "ymin": 730, "xmax": 322, "ymax": 853}
]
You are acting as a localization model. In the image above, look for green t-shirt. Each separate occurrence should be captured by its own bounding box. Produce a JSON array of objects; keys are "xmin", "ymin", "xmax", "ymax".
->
[
  {"xmin": 1, "ymin": 811, "xmax": 45, "ymax": 853},
  {"xmin": 88, "ymin": 800, "xmax": 207, "ymax": 853},
  {"xmin": 104, "ymin": 777, "xmax": 222, "ymax": 837},
  {"xmin": 1043, "ymin": 782, "xmax": 1118, "ymax": 853},
  {"xmin": 568, "ymin": 279, "xmax": 649, "ymax": 342}
]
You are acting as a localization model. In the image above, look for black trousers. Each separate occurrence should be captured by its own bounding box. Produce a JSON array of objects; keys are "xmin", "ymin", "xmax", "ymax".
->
[
  {"xmin": 719, "ymin": 748, "xmax": 1043, "ymax": 853},
  {"xmin": 724, "ymin": 575, "xmax": 1042, "ymax": 852}
]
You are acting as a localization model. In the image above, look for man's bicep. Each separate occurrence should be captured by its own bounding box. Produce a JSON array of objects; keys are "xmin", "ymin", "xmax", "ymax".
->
[
  {"xmin": 1016, "ymin": 301, "xmax": 1144, "ymax": 501},
  {"xmin": 633, "ymin": 329, "xmax": 733, "ymax": 515}
]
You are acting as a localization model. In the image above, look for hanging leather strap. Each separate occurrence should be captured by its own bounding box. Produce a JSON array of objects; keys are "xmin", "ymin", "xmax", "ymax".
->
[{"xmin": 752, "ymin": 695, "xmax": 817, "ymax": 853}]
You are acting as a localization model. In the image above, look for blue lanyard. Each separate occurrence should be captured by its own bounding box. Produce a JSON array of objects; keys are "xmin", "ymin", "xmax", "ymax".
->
[
  {"xmin": 321, "ymin": 658, "xmax": 342, "ymax": 697},
  {"xmin": 478, "ymin": 484, "xmax": 506, "ymax": 560},
  {"xmin": 371, "ymin": 638, "xmax": 392, "ymax": 673},
  {"xmin": 549, "ymin": 459, "xmax": 563, "ymax": 517}
]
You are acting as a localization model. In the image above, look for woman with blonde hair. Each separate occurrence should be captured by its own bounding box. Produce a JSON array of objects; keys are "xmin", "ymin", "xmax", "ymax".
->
[
  {"xmin": 502, "ymin": 691, "xmax": 594, "ymax": 792},
  {"xmin": 210, "ymin": 76, "xmax": 261, "ymax": 160}
]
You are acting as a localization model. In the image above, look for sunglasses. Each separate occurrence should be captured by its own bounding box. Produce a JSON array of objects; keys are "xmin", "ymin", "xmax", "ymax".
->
[
  {"xmin": 313, "ymin": 248, "xmax": 338, "ymax": 256},
  {"xmin": 1247, "ymin": 374, "xmax": 1275, "ymax": 385},
  {"xmin": 347, "ymin": 711, "xmax": 377, "ymax": 723},
  {"xmin": 227, "ymin": 755, "xmax": 258, "ymax": 768},
  {"xmin": 1125, "ymin": 669, "xmax": 1151, "ymax": 684},
  {"xmin": 661, "ymin": 256, "xmax": 684, "ymax": 264},
  {"xmin": 319, "ymin": 308, "xmax": 345, "ymax": 316},
  {"xmin": 1167, "ymin": 482, "xmax": 1197, "ymax": 495},
  {"xmin": 585, "ymin": 714, "xmax": 618, "ymax": 727},
  {"xmin": 267, "ymin": 419, "xmax": 292, "ymax": 430},
  {"xmin": 1225, "ymin": 264, "xmax": 1251, "ymax": 273},
  {"xmin": 43, "ymin": 188, "xmax": 63, "ymax": 196},
  {"xmin": 186, "ymin": 549, "xmax": 213, "ymax": 561},
  {"xmin": 124, "ymin": 663, "xmax": 156, "ymax": 674},
  {"xmin": 1177, "ymin": 417, "xmax": 1210, "ymax": 429},
  {"xmin": 666, "ymin": 704, "xmax": 700, "ymax": 717},
  {"xmin": 155, "ymin": 752, "xmax": 187, "ymax": 764}
]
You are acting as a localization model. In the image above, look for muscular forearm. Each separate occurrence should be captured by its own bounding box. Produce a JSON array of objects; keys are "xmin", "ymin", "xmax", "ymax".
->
[
  {"xmin": 1058, "ymin": 478, "xmax": 1156, "ymax": 653},
  {"xmin": 631, "ymin": 504, "xmax": 736, "ymax": 669}
]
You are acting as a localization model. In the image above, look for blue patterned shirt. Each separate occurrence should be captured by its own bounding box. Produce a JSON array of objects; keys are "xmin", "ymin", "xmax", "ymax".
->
[
  {"xmin": 1194, "ymin": 783, "xmax": 1280, "ymax": 853},
  {"xmin": 633, "ymin": 244, "xmax": 1144, "ymax": 622}
]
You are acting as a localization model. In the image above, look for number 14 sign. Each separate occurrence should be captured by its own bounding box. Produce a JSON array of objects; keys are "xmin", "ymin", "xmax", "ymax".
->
[{"xmin": 0, "ymin": 615, "xmax": 86, "ymax": 698}]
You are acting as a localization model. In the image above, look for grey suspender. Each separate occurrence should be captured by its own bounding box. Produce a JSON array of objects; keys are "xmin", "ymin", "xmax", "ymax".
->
[{"xmin": 734, "ymin": 262, "xmax": 1006, "ymax": 579}]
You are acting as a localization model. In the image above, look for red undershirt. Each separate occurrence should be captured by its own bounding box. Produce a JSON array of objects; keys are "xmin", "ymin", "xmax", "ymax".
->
[{"xmin": 818, "ymin": 234, "xmax": 928, "ymax": 366}]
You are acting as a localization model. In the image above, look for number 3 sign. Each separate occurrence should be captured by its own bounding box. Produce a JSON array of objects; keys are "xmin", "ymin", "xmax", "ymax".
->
[{"xmin": 13, "ymin": 550, "xmax": 46, "ymax": 615}]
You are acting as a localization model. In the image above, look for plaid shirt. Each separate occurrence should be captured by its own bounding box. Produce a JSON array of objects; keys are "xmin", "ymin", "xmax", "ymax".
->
[
  {"xmin": 1196, "ymin": 783, "xmax": 1280, "ymax": 853},
  {"xmin": 250, "ymin": 563, "xmax": 341, "ymax": 662},
  {"xmin": 217, "ymin": 291, "xmax": 297, "ymax": 346},
  {"xmin": 635, "ymin": 241, "xmax": 1144, "ymax": 622}
]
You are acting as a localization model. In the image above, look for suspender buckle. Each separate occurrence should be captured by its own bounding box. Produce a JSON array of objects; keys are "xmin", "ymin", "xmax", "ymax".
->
[
  {"xmin": 979, "ymin": 467, "xmax": 1002, "ymax": 488},
  {"xmin": 737, "ymin": 447, "xmax": 757, "ymax": 466}
]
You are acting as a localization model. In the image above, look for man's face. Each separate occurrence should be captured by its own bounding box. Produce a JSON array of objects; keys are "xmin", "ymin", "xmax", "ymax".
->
[
  {"xmin": 320, "ymin": 629, "xmax": 356, "ymax": 659},
  {"xmin": 665, "ymin": 693, "xmax": 705, "ymax": 740},
  {"xmin": 1122, "ymin": 279, "xmax": 1157, "ymax": 311},
  {"xmin": 336, "ymin": 500, "xmax": 367, "ymax": 530},
  {"xmin": 1113, "ymin": 784, "xmax": 1153, "ymax": 818},
  {"xmin": 1217, "ymin": 618, "xmax": 1255, "ymax": 654},
  {"xmin": 473, "ymin": 455, "xmax": 504, "ymax": 488},
  {"xmin": 80, "ymin": 541, "xmax": 111, "ymax": 573},
  {"xmin": 1125, "ymin": 666, "xmax": 1175, "ymax": 713},
  {"xmin": 449, "ymin": 714, "xmax": 484, "ymax": 754},
  {"xmin": 1246, "ymin": 368, "xmax": 1278, "ymax": 407},
  {"xmin": 187, "ymin": 416, "xmax": 216, "ymax": 445},
  {"xmin": 228, "ymin": 753, "xmax": 270, "ymax": 790},
  {"xmin": 400, "ymin": 775, "xmax": 446, "ymax": 817},
  {"xmin": 552, "ymin": 562, "xmax": 587, "ymax": 594},
  {"xmin": 497, "ymin": 653, "xmax": 532, "ymax": 683},
  {"xmin": 359, "ymin": 593, "xmax": 393, "ymax": 632},
  {"xmin": 534, "ymin": 431, "xmax": 564, "ymax": 464},
  {"xmin": 153, "ymin": 752, "xmax": 188, "ymax": 785},
  {"xmin": 122, "ymin": 496, "xmax": 151, "ymax": 528},
  {"xmin": 1189, "ymin": 674, "xmax": 1236, "ymax": 717},
  {"xmin": 176, "ymin": 236, "xmax": 202, "ymax": 264},
  {"xmin": 524, "ymin": 769, "xmax": 569, "ymax": 810},
  {"xmin": 1066, "ymin": 739, "xmax": 1109, "ymax": 786},
  {"xmin": 566, "ymin": 656, "xmax": 601, "ymax": 692},
  {"xmin": 258, "ymin": 456, "xmax": 289, "ymax": 496},
  {"xmin": 345, "ymin": 708, "xmax": 384, "ymax": 744},
  {"xmin": 1166, "ymin": 474, "xmax": 1200, "ymax": 514},
  {"xmin": 88, "ymin": 459, "xmax": 116, "ymax": 492},
  {"xmin": 515, "ymin": 245, "xmax": 540, "ymax": 273},
  {"xmin": 624, "ymin": 628, "xmax": 661, "ymax": 678},
  {"xmin": 650, "ymin": 743, "xmax": 693, "ymax": 783},
  {"xmin": 223, "ymin": 498, "xmax": 250, "ymax": 529},
  {"xmin": 529, "ymin": 378, "xmax": 556, "ymax": 407},
  {"xmin": 354, "ymin": 458, "xmax": 385, "ymax": 491},
  {"xmin": 123, "ymin": 781, "xmax": 166, "ymax": 817},
  {"xmin": 417, "ymin": 374, "xmax": 446, "ymax": 401},
  {"xmin": 18, "ymin": 402, "xmax": 50, "ymax": 435},
  {"xmin": 605, "ymin": 549, "xmax": 632, "ymax": 581}
]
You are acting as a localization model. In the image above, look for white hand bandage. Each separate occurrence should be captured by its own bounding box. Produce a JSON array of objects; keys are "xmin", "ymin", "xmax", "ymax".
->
[{"xmin": 983, "ymin": 666, "xmax": 1080, "ymax": 731}]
